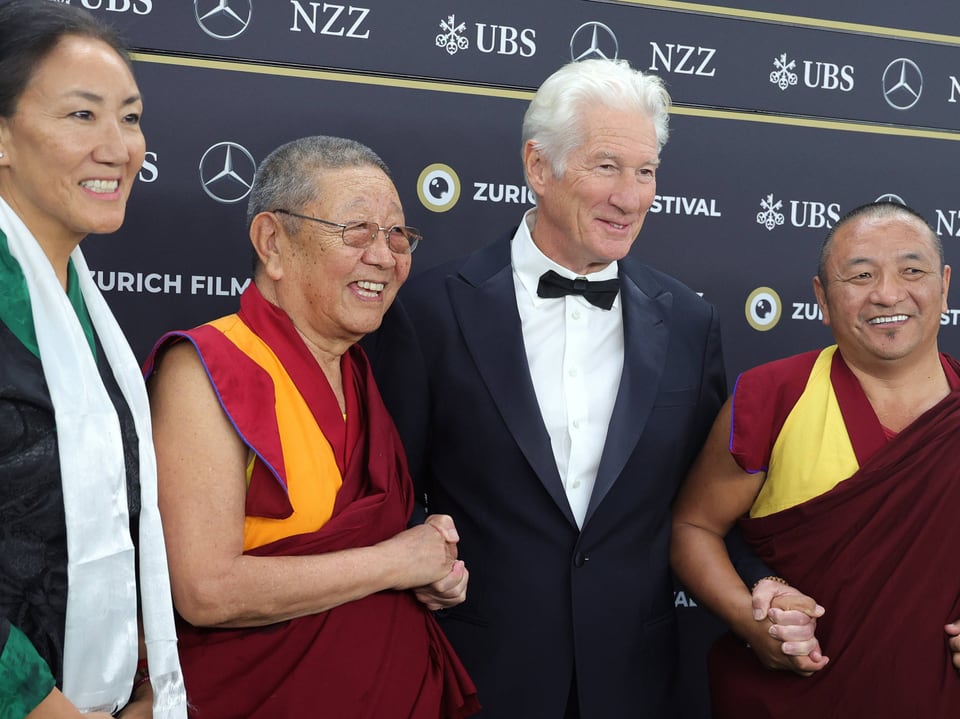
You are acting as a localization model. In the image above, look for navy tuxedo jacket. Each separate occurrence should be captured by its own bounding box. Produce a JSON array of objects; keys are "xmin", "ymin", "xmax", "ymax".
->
[{"xmin": 366, "ymin": 234, "xmax": 726, "ymax": 718}]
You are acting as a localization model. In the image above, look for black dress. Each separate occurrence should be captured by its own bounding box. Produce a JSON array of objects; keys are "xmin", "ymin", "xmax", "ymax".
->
[{"xmin": 0, "ymin": 319, "xmax": 141, "ymax": 686}]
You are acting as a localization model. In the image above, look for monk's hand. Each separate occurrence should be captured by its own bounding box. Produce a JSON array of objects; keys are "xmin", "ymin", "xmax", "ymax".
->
[
  {"xmin": 944, "ymin": 619, "xmax": 960, "ymax": 671},
  {"xmin": 409, "ymin": 515, "xmax": 468, "ymax": 610},
  {"xmin": 747, "ymin": 578, "xmax": 829, "ymax": 676},
  {"xmin": 413, "ymin": 559, "xmax": 469, "ymax": 611},
  {"xmin": 378, "ymin": 514, "xmax": 460, "ymax": 591}
]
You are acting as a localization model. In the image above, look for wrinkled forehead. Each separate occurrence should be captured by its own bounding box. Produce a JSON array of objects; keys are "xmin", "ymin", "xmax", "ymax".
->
[
  {"xmin": 315, "ymin": 165, "xmax": 401, "ymax": 212},
  {"xmin": 830, "ymin": 214, "xmax": 940, "ymax": 264}
]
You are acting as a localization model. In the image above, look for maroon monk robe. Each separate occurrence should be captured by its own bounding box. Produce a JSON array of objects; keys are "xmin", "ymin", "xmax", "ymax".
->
[
  {"xmin": 160, "ymin": 286, "xmax": 479, "ymax": 719},
  {"xmin": 710, "ymin": 357, "xmax": 960, "ymax": 718}
]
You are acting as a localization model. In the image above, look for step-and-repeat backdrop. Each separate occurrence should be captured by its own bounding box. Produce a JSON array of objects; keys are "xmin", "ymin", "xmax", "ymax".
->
[{"xmin": 74, "ymin": 1, "xmax": 959, "ymax": 716}]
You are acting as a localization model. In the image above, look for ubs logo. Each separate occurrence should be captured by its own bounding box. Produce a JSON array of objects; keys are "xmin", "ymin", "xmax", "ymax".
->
[
  {"xmin": 882, "ymin": 58, "xmax": 923, "ymax": 110},
  {"xmin": 758, "ymin": 194, "xmax": 840, "ymax": 230},
  {"xmin": 769, "ymin": 53, "xmax": 853, "ymax": 92},
  {"xmin": 78, "ymin": 0, "xmax": 151, "ymax": 14},
  {"xmin": 436, "ymin": 15, "xmax": 469, "ymax": 55},
  {"xmin": 417, "ymin": 164, "xmax": 461, "ymax": 213},
  {"xmin": 770, "ymin": 53, "xmax": 798, "ymax": 90},
  {"xmin": 746, "ymin": 287, "xmax": 782, "ymax": 332},
  {"xmin": 434, "ymin": 15, "xmax": 535, "ymax": 58},
  {"xmin": 194, "ymin": 0, "xmax": 252, "ymax": 40},
  {"xmin": 569, "ymin": 21, "xmax": 618, "ymax": 62},
  {"xmin": 756, "ymin": 194, "xmax": 785, "ymax": 231},
  {"xmin": 199, "ymin": 142, "xmax": 256, "ymax": 204}
]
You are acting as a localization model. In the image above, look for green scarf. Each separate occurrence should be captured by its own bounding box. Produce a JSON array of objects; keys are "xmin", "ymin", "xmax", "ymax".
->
[{"xmin": 0, "ymin": 228, "xmax": 95, "ymax": 359}]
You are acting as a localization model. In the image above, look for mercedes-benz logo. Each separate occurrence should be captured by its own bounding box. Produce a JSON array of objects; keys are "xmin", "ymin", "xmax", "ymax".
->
[
  {"xmin": 199, "ymin": 142, "xmax": 256, "ymax": 204},
  {"xmin": 875, "ymin": 193, "xmax": 906, "ymax": 205},
  {"xmin": 882, "ymin": 58, "xmax": 922, "ymax": 110},
  {"xmin": 569, "ymin": 21, "xmax": 618, "ymax": 62},
  {"xmin": 194, "ymin": 0, "xmax": 253, "ymax": 40}
]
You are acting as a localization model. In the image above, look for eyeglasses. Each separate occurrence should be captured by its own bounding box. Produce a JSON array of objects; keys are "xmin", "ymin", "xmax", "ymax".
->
[{"xmin": 272, "ymin": 209, "xmax": 421, "ymax": 254}]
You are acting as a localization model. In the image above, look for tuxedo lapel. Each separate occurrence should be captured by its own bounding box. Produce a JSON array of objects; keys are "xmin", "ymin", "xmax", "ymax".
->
[
  {"xmin": 584, "ymin": 263, "xmax": 672, "ymax": 526},
  {"xmin": 448, "ymin": 238, "xmax": 576, "ymax": 525}
]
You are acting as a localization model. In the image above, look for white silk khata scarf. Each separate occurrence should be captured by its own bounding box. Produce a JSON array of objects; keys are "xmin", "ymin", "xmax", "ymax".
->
[{"xmin": 0, "ymin": 196, "xmax": 186, "ymax": 717}]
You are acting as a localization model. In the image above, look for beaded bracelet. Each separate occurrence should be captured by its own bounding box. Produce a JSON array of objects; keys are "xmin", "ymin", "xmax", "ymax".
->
[
  {"xmin": 751, "ymin": 575, "xmax": 788, "ymax": 592},
  {"xmin": 133, "ymin": 659, "xmax": 150, "ymax": 692}
]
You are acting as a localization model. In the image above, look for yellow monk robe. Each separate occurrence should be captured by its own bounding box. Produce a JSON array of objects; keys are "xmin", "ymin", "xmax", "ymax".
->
[
  {"xmin": 206, "ymin": 312, "xmax": 342, "ymax": 550},
  {"xmin": 744, "ymin": 346, "xmax": 858, "ymax": 517}
]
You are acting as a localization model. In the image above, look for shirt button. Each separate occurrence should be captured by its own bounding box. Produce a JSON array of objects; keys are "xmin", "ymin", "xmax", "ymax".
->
[
  {"xmin": 571, "ymin": 480, "xmax": 581, "ymax": 489},
  {"xmin": 568, "ymin": 368, "xmax": 578, "ymax": 377},
  {"xmin": 572, "ymin": 419, "xmax": 580, "ymax": 429},
  {"xmin": 571, "ymin": 310, "xmax": 581, "ymax": 320}
]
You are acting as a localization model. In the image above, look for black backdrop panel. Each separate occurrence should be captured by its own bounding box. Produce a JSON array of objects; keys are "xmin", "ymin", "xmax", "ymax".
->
[
  {"xmin": 612, "ymin": 0, "xmax": 960, "ymax": 37},
  {"xmin": 65, "ymin": 2, "xmax": 960, "ymax": 717},
  {"xmin": 86, "ymin": 2, "xmax": 960, "ymax": 129}
]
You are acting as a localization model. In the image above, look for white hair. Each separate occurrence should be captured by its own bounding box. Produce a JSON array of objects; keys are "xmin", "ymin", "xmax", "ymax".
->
[{"xmin": 521, "ymin": 58, "xmax": 671, "ymax": 185}]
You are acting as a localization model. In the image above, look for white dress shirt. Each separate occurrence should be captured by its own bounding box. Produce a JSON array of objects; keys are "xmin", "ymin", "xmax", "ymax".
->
[{"xmin": 511, "ymin": 209, "xmax": 625, "ymax": 528}]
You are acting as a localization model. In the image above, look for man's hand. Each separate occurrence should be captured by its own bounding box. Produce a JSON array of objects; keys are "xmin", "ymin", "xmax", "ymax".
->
[
  {"xmin": 748, "ymin": 578, "xmax": 829, "ymax": 676},
  {"xmin": 944, "ymin": 619, "xmax": 960, "ymax": 670},
  {"xmin": 411, "ymin": 514, "xmax": 469, "ymax": 611},
  {"xmin": 413, "ymin": 559, "xmax": 469, "ymax": 611}
]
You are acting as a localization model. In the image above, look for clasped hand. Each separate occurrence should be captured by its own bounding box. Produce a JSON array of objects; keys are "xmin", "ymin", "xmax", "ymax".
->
[
  {"xmin": 381, "ymin": 514, "xmax": 469, "ymax": 611},
  {"xmin": 748, "ymin": 578, "xmax": 828, "ymax": 676}
]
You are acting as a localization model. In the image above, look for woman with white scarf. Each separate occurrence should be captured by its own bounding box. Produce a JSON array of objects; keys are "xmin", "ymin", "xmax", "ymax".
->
[{"xmin": 0, "ymin": 1, "xmax": 185, "ymax": 717}]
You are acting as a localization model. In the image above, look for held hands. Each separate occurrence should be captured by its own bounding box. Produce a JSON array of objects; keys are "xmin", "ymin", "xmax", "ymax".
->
[
  {"xmin": 379, "ymin": 514, "xmax": 469, "ymax": 609},
  {"xmin": 944, "ymin": 620, "xmax": 960, "ymax": 671},
  {"xmin": 748, "ymin": 577, "xmax": 829, "ymax": 676},
  {"xmin": 413, "ymin": 514, "xmax": 469, "ymax": 610},
  {"xmin": 414, "ymin": 558, "xmax": 469, "ymax": 611}
]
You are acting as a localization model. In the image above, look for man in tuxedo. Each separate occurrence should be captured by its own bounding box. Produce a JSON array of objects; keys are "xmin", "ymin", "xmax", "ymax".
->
[{"xmin": 366, "ymin": 58, "xmax": 817, "ymax": 718}]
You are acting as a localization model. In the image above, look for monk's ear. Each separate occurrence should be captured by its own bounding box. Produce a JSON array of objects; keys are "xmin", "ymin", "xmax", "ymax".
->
[
  {"xmin": 812, "ymin": 275, "xmax": 831, "ymax": 327},
  {"xmin": 942, "ymin": 264, "xmax": 951, "ymax": 314},
  {"xmin": 250, "ymin": 212, "xmax": 285, "ymax": 281}
]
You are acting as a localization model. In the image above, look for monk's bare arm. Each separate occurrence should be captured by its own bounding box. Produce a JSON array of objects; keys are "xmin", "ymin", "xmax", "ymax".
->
[
  {"xmin": 671, "ymin": 399, "xmax": 828, "ymax": 675},
  {"xmin": 149, "ymin": 342, "xmax": 463, "ymax": 629}
]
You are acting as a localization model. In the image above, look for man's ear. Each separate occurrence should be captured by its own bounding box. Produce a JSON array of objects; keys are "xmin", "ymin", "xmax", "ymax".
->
[
  {"xmin": 523, "ymin": 140, "xmax": 549, "ymax": 197},
  {"xmin": 250, "ymin": 212, "xmax": 285, "ymax": 281},
  {"xmin": 812, "ymin": 275, "xmax": 831, "ymax": 327}
]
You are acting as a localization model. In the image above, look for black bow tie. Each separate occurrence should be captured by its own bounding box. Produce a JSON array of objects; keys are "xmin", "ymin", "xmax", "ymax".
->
[{"xmin": 536, "ymin": 270, "xmax": 620, "ymax": 310}]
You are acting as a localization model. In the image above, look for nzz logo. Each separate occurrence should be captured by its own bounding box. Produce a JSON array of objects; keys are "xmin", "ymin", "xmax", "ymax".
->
[
  {"xmin": 648, "ymin": 41, "xmax": 716, "ymax": 77},
  {"xmin": 290, "ymin": 2, "xmax": 371, "ymax": 38}
]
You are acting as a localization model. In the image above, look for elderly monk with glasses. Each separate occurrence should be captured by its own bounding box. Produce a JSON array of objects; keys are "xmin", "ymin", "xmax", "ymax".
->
[{"xmin": 145, "ymin": 136, "xmax": 479, "ymax": 719}]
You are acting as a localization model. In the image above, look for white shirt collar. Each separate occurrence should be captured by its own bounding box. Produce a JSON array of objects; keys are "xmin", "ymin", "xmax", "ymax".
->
[{"xmin": 511, "ymin": 208, "xmax": 620, "ymax": 309}]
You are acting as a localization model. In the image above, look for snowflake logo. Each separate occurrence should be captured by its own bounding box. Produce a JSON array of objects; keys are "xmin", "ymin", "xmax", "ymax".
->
[
  {"xmin": 770, "ymin": 53, "xmax": 798, "ymax": 91},
  {"xmin": 436, "ymin": 15, "xmax": 469, "ymax": 55},
  {"xmin": 756, "ymin": 194, "xmax": 785, "ymax": 231}
]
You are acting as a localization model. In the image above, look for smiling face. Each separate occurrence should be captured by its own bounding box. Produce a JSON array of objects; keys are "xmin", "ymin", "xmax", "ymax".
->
[
  {"xmin": 813, "ymin": 212, "xmax": 950, "ymax": 371},
  {"xmin": 0, "ymin": 35, "xmax": 144, "ymax": 252},
  {"xmin": 272, "ymin": 164, "xmax": 412, "ymax": 350},
  {"xmin": 524, "ymin": 104, "xmax": 659, "ymax": 275}
]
